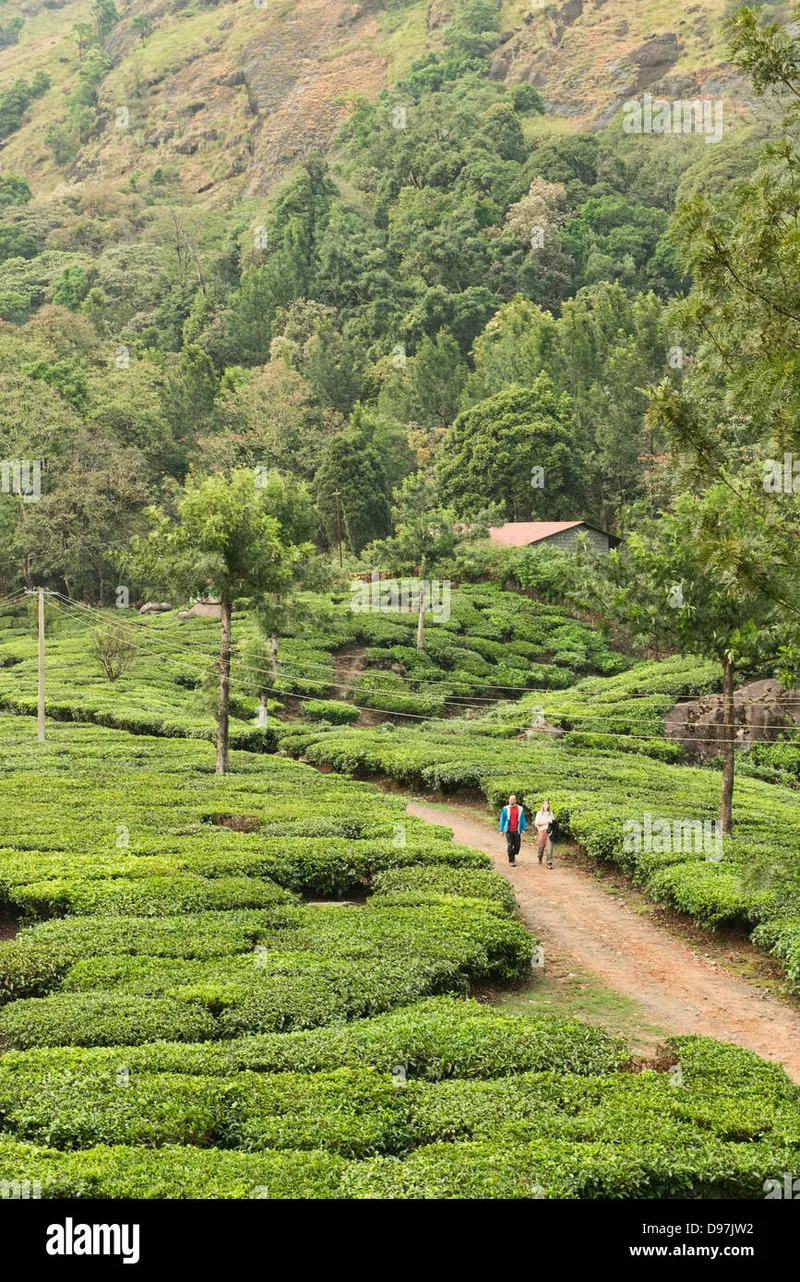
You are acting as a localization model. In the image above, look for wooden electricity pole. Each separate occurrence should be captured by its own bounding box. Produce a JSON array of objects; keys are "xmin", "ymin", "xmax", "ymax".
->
[
  {"xmin": 333, "ymin": 489, "xmax": 343, "ymax": 567},
  {"xmin": 37, "ymin": 587, "xmax": 45, "ymax": 742}
]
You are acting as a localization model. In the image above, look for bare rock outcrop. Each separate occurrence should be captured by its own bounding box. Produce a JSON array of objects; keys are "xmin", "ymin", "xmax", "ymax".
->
[{"xmin": 665, "ymin": 679, "xmax": 800, "ymax": 760}]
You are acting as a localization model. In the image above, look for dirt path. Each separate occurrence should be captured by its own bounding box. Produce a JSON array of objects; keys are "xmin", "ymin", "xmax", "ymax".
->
[
  {"xmin": 407, "ymin": 799, "xmax": 800, "ymax": 1082},
  {"xmin": 331, "ymin": 646, "xmax": 400, "ymax": 727}
]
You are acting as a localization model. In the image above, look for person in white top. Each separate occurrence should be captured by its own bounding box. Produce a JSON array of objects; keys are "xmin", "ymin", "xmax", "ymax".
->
[{"xmin": 534, "ymin": 799, "xmax": 555, "ymax": 869}]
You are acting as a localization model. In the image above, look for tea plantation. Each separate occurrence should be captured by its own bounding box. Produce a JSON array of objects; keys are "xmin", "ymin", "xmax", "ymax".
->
[
  {"xmin": 0, "ymin": 585, "xmax": 628, "ymax": 732},
  {"xmin": 280, "ymin": 709, "xmax": 800, "ymax": 988},
  {"xmin": 1, "ymin": 717, "xmax": 800, "ymax": 1197}
]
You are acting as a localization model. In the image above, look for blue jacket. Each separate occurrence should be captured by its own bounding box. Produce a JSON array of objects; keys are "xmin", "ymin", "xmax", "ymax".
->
[{"xmin": 499, "ymin": 804, "xmax": 527, "ymax": 834}]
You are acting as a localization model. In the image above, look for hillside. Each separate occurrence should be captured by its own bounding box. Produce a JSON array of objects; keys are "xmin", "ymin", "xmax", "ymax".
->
[
  {"xmin": 0, "ymin": 0, "xmax": 766, "ymax": 202},
  {"xmin": 3, "ymin": 0, "xmax": 800, "ymax": 1230}
]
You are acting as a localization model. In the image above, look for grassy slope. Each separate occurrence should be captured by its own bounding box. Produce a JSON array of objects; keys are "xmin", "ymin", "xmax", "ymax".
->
[
  {"xmin": 0, "ymin": 0, "xmax": 757, "ymax": 204},
  {"xmin": 0, "ymin": 0, "xmax": 429, "ymax": 199}
]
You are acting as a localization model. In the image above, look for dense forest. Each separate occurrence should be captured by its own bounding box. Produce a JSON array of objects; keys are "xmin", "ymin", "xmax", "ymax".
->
[
  {"xmin": 1, "ymin": 1, "xmax": 800, "ymax": 774},
  {"xmin": 0, "ymin": 2, "xmax": 787, "ymax": 575}
]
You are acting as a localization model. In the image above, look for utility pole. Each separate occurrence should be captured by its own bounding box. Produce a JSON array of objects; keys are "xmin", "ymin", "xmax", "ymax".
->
[
  {"xmin": 37, "ymin": 587, "xmax": 45, "ymax": 742},
  {"xmin": 333, "ymin": 489, "xmax": 343, "ymax": 568}
]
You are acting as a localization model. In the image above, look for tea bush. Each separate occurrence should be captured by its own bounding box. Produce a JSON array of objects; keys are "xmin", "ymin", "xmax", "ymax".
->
[
  {"xmin": 0, "ymin": 1033, "xmax": 797, "ymax": 1197},
  {"xmin": 0, "ymin": 585, "xmax": 628, "ymax": 737},
  {"xmin": 303, "ymin": 700, "xmax": 360, "ymax": 724},
  {"xmin": 1, "ymin": 621, "xmax": 798, "ymax": 1197},
  {"xmin": 282, "ymin": 715, "xmax": 800, "ymax": 984}
]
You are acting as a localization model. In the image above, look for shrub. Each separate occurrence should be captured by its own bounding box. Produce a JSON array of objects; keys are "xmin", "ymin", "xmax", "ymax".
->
[
  {"xmin": 372, "ymin": 867, "xmax": 518, "ymax": 915},
  {"xmin": 89, "ymin": 626, "xmax": 138, "ymax": 682},
  {"xmin": 0, "ymin": 994, "xmax": 218, "ymax": 1049},
  {"xmin": 304, "ymin": 700, "xmax": 360, "ymax": 725}
]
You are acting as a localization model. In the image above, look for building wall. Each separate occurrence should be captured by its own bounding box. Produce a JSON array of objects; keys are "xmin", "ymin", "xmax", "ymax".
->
[{"xmin": 541, "ymin": 525, "xmax": 610, "ymax": 553}]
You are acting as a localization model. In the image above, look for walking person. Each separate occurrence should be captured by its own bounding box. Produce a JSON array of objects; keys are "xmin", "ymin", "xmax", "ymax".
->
[
  {"xmin": 534, "ymin": 799, "xmax": 556, "ymax": 868},
  {"xmin": 499, "ymin": 794, "xmax": 526, "ymax": 866}
]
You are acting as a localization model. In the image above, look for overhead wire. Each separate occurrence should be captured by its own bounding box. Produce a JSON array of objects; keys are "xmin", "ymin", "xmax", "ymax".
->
[
  {"xmin": 42, "ymin": 590, "xmax": 743, "ymax": 715},
  {"xmin": 43, "ymin": 592, "xmax": 800, "ymax": 737},
  {"xmin": 13, "ymin": 594, "xmax": 798, "ymax": 746}
]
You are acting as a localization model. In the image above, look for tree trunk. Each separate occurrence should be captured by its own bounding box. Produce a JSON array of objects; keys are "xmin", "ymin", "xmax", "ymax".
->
[
  {"xmin": 270, "ymin": 630, "xmax": 279, "ymax": 683},
  {"xmin": 215, "ymin": 598, "xmax": 232, "ymax": 775},
  {"xmin": 721, "ymin": 658, "xmax": 735, "ymax": 834}
]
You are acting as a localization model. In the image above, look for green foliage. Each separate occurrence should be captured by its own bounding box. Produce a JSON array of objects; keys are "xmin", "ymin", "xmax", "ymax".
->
[
  {"xmin": 315, "ymin": 430, "xmax": 392, "ymax": 554},
  {"xmin": 0, "ymin": 176, "xmax": 32, "ymax": 211},
  {"xmin": 129, "ymin": 470, "xmax": 306, "ymax": 607},
  {"xmin": 508, "ymin": 83, "xmax": 544, "ymax": 116},
  {"xmin": 92, "ymin": 0, "xmax": 119, "ymax": 39},
  {"xmin": 52, "ymin": 266, "xmax": 91, "ymax": 311},
  {"xmin": 20, "ymin": 359, "xmax": 88, "ymax": 409},
  {"xmin": 0, "ymin": 226, "xmax": 38, "ymax": 266},
  {"xmin": 304, "ymin": 699, "xmax": 361, "ymax": 724},
  {"xmin": 0, "ymin": 15, "xmax": 23, "ymax": 49},
  {"xmin": 0, "ymin": 1031, "xmax": 796, "ymax": 1197},
  {"xmin": 0, "ymin": 993, "xmax": 218, "ymax": 1049},
  {"xmin": 0, "ymin": 290, "xmax": 30, "ymax": 322},
  {"xmin": 0, "ymin": 73, "xmax": 50, "ymax": 140},
  {"xmin": 437, "ymin": 377, "xmax": 586, "ymax": 520}
]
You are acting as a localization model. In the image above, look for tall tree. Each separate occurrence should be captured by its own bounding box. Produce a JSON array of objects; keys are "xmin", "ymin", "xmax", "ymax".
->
[
  {"xmin": 370, "ymin": 473, "xmax": 459, "ymax": 649},
  {"xmin": 437, "ymin": 376, "xmax": 587, "ymax": 520},
  {"xmin": 13, "ymin": 433, "xmax": 150, "ymax": 601},
  {"xmin": 315, "ymin": 429, "xmax": 392, "ymax": 555},
  {"xmin": 249, "ymin": 471, "xmax": 317, "ymax": 711},
  {"xmin": 378, "ymin": 330, "xmax": 467, "ymax": 432},
  {"xmin": 129, "ymin": 470, "xmax": 299, "ymax": 773},
  {"xmin": 599, "ymin": 483, "xmax": 800, "ymax": 832}
]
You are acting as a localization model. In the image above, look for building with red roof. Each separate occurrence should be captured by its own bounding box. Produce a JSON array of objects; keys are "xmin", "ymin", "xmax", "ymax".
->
[{"xmin": 488, "ymin": 521, "xmax": 621, "ymax": 553}]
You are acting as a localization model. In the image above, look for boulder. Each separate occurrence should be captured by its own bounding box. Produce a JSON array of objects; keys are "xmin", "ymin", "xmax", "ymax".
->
[
  {"xmin": 139, "ymin": 602, "xmax": 172, "ymax": 615},
  {"xmin": 182, "ymin": 600, "xmax": 222, "ymax": 619},
  {"xmin": 665, "ymin": 678, "xmax": 800, "ymax": 759}
]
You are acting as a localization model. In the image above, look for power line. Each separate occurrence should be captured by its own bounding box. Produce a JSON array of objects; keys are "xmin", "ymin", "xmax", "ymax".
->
[
  {"xmin": 16, "ymin": 597, "xmax": 799, "ymax": 747},
  {"xmin": 13, "ymin": 588, "xmax": 800, "ymax": 718},
  {"xmin": 38, "ymin": 600, "xmax": 720, "ymax": 724},
  {"xmin": 44, "ymin": 592, "xmax": 560, "ymax": 708},
  {"xmin": 0, "ymin": 590, "xmax": 28, "ymax": 611},
  {"xmin": 30, "ymin": 594, "xmax": 800, "ymax": 736},
  {"xmin": 41, "ymin": 590, "xmax": 727, "ymax": 710},
  {"xmin": 40, "ymin": 597, "xmax": 449, "ymax": 723}
]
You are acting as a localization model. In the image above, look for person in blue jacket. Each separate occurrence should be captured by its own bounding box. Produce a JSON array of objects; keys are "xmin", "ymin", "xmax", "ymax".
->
[{"xmin": 499, "ymin": 794, "xmax": 526, "ymax": 866}]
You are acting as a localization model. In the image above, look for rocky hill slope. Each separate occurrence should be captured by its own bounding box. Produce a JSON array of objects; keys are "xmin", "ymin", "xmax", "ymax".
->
[{"xmin": 0, "ymin": 0, "xmax": 765, "ymax": 203}]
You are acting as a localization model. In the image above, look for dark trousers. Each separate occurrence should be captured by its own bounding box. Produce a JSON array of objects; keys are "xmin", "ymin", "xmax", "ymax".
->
[{"xmin": 506, "ymin": 830, "xmax": 521, "ymax": 863}]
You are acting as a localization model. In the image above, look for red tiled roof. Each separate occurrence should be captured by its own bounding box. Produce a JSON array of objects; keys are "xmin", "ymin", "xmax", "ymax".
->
[{"xmin": 488, "ymin": 521, "xmax": 587, "ymax": 547}]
